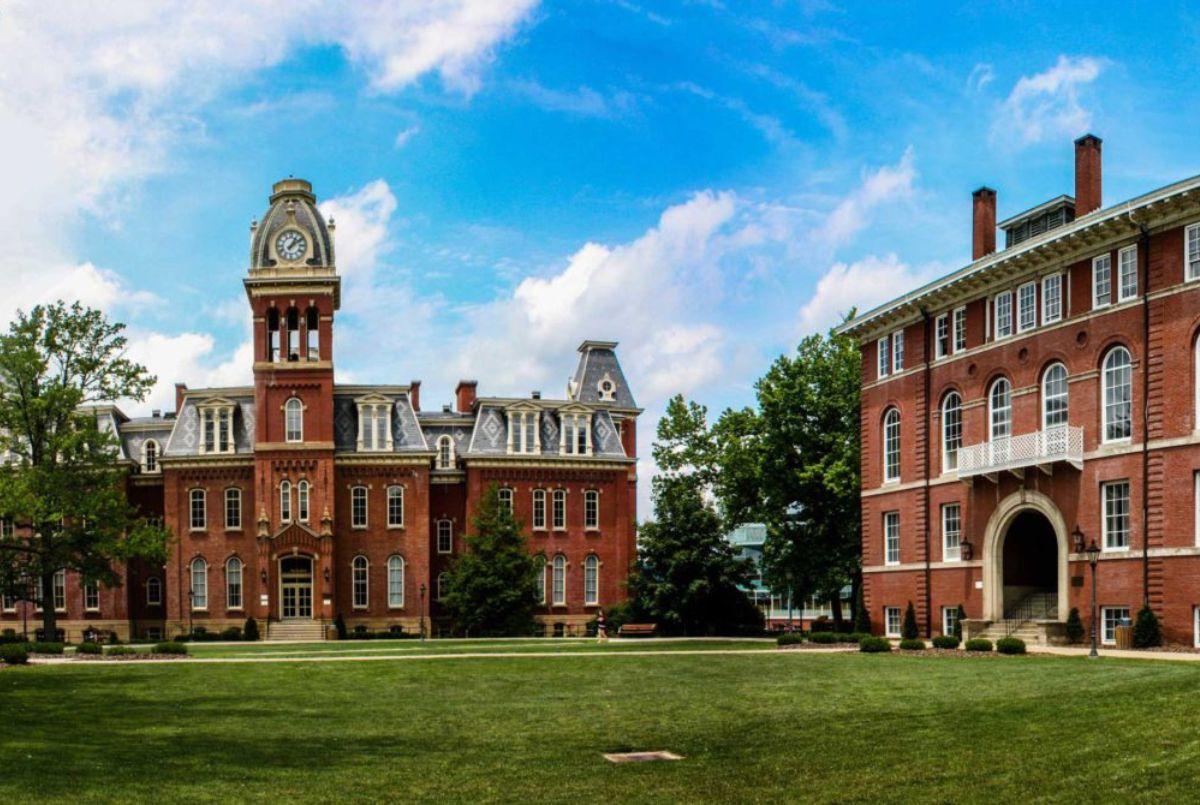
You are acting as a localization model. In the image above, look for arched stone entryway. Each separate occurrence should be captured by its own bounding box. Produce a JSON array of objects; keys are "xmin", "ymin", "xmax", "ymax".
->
[{"xmin": 982, "ymin": 490, "xmax": 1069, "ymax": 622}]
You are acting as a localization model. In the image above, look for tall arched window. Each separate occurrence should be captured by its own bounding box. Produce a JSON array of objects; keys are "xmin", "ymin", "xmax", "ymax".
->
[
  {"xmin": 226, "ymin": 557, "xmax": 243, "ymax": 609},
  {"xmin": 989, "ymin": 378, "xmax": 1012, "ymax": 440},
  {"xmin": 387, "ymin": 485, "xmax": 404, "ymax": 528},
  {"xmin": 941, "ymin": 393, "xmax": 962, "ymax": 473},
  {"xmin": 551, "ymin": 489, "xmax": 566, "ymax": 529},
  {"xmin": 552, "ymin": 555, "xmax": 566, "ymax": 605},
  {"xmin": 352, "ymin": 556, "xmax": 369, "ymax": 609},
  {"xmin": 882, "ymin": 408, "xmax": 901, "ymax": 483},
  {"xmin": 1042, "ymin": 363, "xmax": 1069, "ymax": 430},
  {"xmin": 437, "ymin": 572, "xmax": 448, "ymax": 602},
  {"xmin": 436, "ymin": 435, "xmax": 455, "ymax": 470},
  {"xmin": 142, "ymin": 439, "xmax": 159, "ymax": 473},
  {"xmin": 280, "ymin": 480, "xmax": 292, "ymax": 522},
  {"xmin": 306, "ymin": 306, "xmax": 319, "ymax": 361},
  {"xmin": 267, "ymin": 308, "xmax": 281, "ymax": 362},
  {"xmin": 1103, "ymin": 346, "xmax": 1132, "ymax": 442},
  {"xmin": 190, "ymin": 558, "xmax": 207, "ymax": 610},
  {"xmin": 296, "ymin": 480, "xmax": 309, "ymax": 523},
  {"xmin": 387, "ymin": 555, "xmax": 404, "ymax": 608},
  {"xmin": 285, "ymin": 398, "xmax": 303, "ymax": 442},
  {"xmin": 583, "ymin": 555, "xmax": 599, "ymax": 605},
  {"xmin": 534, "ymin": 556, "xmax": 546, "ymax": 604}
]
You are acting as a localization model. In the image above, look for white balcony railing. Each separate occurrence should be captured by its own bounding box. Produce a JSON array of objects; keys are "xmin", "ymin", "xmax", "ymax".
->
[{"xmin": 956, "ymin": 425, "xmax": 1083, "ymax": 479}]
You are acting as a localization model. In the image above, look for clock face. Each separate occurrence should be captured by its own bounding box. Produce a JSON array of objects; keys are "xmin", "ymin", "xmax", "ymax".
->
[{"xmin": 275, "ymin": 230, "xmax": 307, "ymax": 261}]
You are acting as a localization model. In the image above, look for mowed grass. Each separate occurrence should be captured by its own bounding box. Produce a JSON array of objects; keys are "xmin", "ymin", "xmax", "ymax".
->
[{"xmin": 4, "ymin": 650, "xmax": 1200, "ymax": 802}]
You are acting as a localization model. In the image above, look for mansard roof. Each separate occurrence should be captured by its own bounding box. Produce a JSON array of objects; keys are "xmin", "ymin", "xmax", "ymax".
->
[
  {"xmin": 332, "ymin": 390, "xmax": 428, "ymax": 453},
  {"xmin": 568, "ymin": 340, "xmax": 638, "ymax": 410},
  {"xmin": 466, "ymin": 403, "xmax": 627, "ymax": 459},
  {"xmin": 249, "ymin": 178, "xmax": 335, "ymax": 271}
]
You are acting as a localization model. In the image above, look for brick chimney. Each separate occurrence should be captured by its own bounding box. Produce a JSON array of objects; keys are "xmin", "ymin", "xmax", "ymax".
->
[
  {"xmin": 972, "ymin": 187, "xmax": 997, "ymax": 260},
  {"xmin": 455, "ymin": 380, "xmax": 478, "ymax": 413},
  {"xmin": 1074, "ymin": 134, "xmax": 1102, "ymax": 216},
  {"xmin": 174, "ymin": 382, "xmax": 188, "ymax": 413},
  {"xmin": 409, "ymin": 380, "xmax": 421, "ymax": 412}
]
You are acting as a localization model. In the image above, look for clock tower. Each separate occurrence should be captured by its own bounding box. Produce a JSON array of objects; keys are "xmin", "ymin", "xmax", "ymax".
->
[{"xmin": 244, "ymin": 178, "xmax": 340, "ymax": 629}]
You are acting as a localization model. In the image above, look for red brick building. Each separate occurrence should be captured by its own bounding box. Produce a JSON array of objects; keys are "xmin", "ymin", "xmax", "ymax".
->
[
  {"xmin": 0, "ymin": 179, "xmax": 640, "ymax": 641},
  {"xmin": 839, "ymin": 135, "xmax": 1200, "ymax": 646}
]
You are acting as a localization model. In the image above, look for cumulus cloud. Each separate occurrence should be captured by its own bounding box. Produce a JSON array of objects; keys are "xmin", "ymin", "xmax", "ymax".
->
[
  {"xmin": 393, "ymin": 125, "xmax": 421, "ymax": 149},
  {"xmin": 797, "ymin": 253, "xmax": 942, "ymax": 333},
  {"xmin": 993, "ymin": 55, "xmax": 1104, "ymax": 146},
  {"xmin": 817, "ymin": 148, "xmax": 916, "ymax": 246},
  {"xmin": 967, "ymin": 62, "xmax": 995, "ymax": 93}
]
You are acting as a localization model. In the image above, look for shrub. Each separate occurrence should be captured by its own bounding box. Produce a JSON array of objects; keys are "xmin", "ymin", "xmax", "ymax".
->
[
  {"xmin": 853, "ymin": 586, "xmax": 871, "ymax": 634},
  {"xmin": 352, "ymin": 624, "xmax": 370, "ymax": 640},
  {"xmin": 107, "ymin": 631, "xmax": 120, "ymax": 645},
  {"xmin": 899, "ymin": 638, "xmax": 926, "ymax": 651},
  {"xmin": 388, "ymin": 624, "xmax": 405, "ymax": 638},
  {"xmin": 152, "ymin": 641, "xmax": 188, "ymax": 656},
  {"xmin": 334, "ymin": 614, "xmax": 347, "ymax": 640},
  {"xmin": 965, "ymin": 638, "xmax": 993, "ymax": 653},
  {"xmin": 808, "ymin": 631, "xmax": 839, "ymax": 644},
  {"xmin": 106, "ymin": 646, "xmax": 137, "ymax": 657},
  {"xmin": 932, "ymin": 635, "xmax": 960, "ymax": 649},
  {"xmin": 776, "ymin": 632, "xmax": 803, "ymax": 646},
  {"xmin": 840, "ymin": 632, "xmax": 867, "ymax": 644},
  {"xmin": 243, "ymin": 617, "xmax": 260, "ymax": 641},
  {"xmin": 1, "ymin": 644, "xmax": 29, "ymax": 665},
  {"xmin": 1133, "ymin": 605, "xmax": 1163, "ymax": 648},
  {"xmin": 77, "ymin": 641, "xmax": 102, "ymax": 655},
  {"xmin": 1065, "ymin": 607, "xmax": 1085, "ymax": 644},
  {"xmin": 28, "ymin": 642, "xmax": 64, "ymax": 655},
  {"xmin": 954, "ymin": 605, "xmax": 966, "ymax": 639},
  {"xmin": 996, "ymin": 637, "xmax": 1027, "ymax": 655},
  {"xmin": 220, "ymin": 627, "xmax": 242, "ymax": 641},
  {"xmin": 809, "ymin": 617, "xmax": 834, "ymax": 633},
  {"xmin": 901, "ymin": 601, "xmax": 919, "ymax": 640},
  {"xmin": 859, "ymin": 636, "xmax": 891, "ymax": 653},
  {"xmin": 0, "ymin": 628, "xmax": 19, "ymax": 644}
]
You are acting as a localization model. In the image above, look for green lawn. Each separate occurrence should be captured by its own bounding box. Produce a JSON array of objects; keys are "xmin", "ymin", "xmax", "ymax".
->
[{"xmin": 3, "ymin": 649, "xmax": 1199, "ymax": 802}]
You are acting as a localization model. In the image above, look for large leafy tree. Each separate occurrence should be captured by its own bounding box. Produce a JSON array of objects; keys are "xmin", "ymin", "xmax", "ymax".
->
[
  {"xmin": 0, "ymin": 302, "xmax": 170, "ymax": 638},
  {"xmin": 442, "ymin": 484, "xmax": 539, "ymax": 637},
  {"xmin": 627, "ymin": 397, "xmax": 762, "ymax": 636}
]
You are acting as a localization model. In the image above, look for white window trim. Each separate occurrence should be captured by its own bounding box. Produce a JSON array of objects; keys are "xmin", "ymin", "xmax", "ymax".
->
[
  {"xmin": 1196, "ymin": 472, "xmax": 1200, "ymax": 547},
  {"xmin": 1194, "ymin": 606, "xmax": 1200, "ymax": 649},
  {"xmin": 941, "ymin": 503, "xmax": 961, "ymax": 563},
  {"xmin": 387, "ymin": 555, "xmax": 405, "ymax": 609},
  {"xmin": 1041, "ymin": 363, "xmax": 1069, "ymax": 431},
  {"xmin": 506, "ymin": 408, "xmax": 542, "ymax": 455},
  {"xmin": 883, "ymin": 511, "xmax": 900, "ymax": 566},
  {"xmin": 197, "ymin": 403, "xmax": 236, "ymax": 455},
  {"xmin": 190, "ymin": 559, "xmax": 207, "ymax": 611},
  {"xmin": 1101, "ymin": 606, "xmax": 1130, "ymax": 646},
  {"xmin": 386, "ymin": 485, "xmax": 405, "ymax": 529},
  {"xmin": 1101, "ymin": 347, "xmax": 1133, "ymax": 445},
  {"xmin": 942, "ymin": 606, "xmax": 958, "ymax": 637},
  {"xmin": 1041, "ymin": 273, "xmax": 1063, "ymax": 325},
  {"xmin": 226, "ymin": 557, "xmax": 244, "ymax": 611},
  {"xmin": 356, "ymin": 400, "xmax": 394, "ymax": 452},
  {"xmin": 584, "ymin": 489, "xmax": 600, "ymax": 531},
  {"xmin": 1187, "ymin": 223, "xmax": 1200, "ymax": 282},
  {"xmin": 224, "ymin": 487, "xmax": 242, "ymax": 531},
  {"xmin": 284, "ymin": 398, "xmax": 304, "ymax": 443},
  {"xmin": 1016, "ymin": 281, "xmax": 1037, "ymax": 333},
  {"xmin": 1101, "ymin": 480, "xmax": 1131, "ymax": 552},
  {"xmin": 436, "ymin": 519, "xmax": 453, "ymax": 554},
  {"xmin": 352, "ymin": 556, "xmax": 369, "ymax": 610},
  {"xmin": 993, "ymin": 291, "xmax": 1012, "ymax": 340},
  {"xmin": 941, "ymin": 393, "xmax": 961, "ymax": 474},
  {"xmin": 84, "ymin": 583, "xmax": 100, "ymax": 613},
  {"xmin": 934, "ymin": 314, "xmax": 948, "ymax": 360},
  {"xmin": 884, "ymin": 606, "xmax": 901, "ymax": 638},
  {"xmin": 877, "ymin": 336, "xmax": 889, "ymax": 378},
  {"xmin": 551, "ymin": 555, "xmax": 567, "ymax": 606},
  {"xmin": 882, "ymin": 408, "xmax": 901, "ymax": 484},
  {"xmin": 989, "ymin": 378, "xmax": 1011, "ymax": 441},
  {"xmin": 891, "ymin": 329, "xmax": 904, "ymax": 372},
  {"xmin": 552, "ymin": 489, "xmax": 567, "ymax": 531},
  {"xmin": 952, "ymin": 306, "xmax": 966, "ymax": 353},
  {"xmin": 189, "ymin": 488, "xmax": 207, "ymax": 531},
  {"xmin": 1092, "ymin": 253, "xmax": 1112, "ymax": 308},
  {"xmin": 350, "ymin": 486, "xmax": 369, "ymax": 529},
  {"xmin": 141, "ymin": 439, "xmax": 160, "ymax": 474},
  {"xmin": 1118, "ymin": 245, "xmax": 1138, "ymax": 302},
  {"xmin": 280, "ymin": 480, "xmax": 292, "ymax": 523},
  {"xmin": 146, "ymin": 577, "xmax": 162, "ymax": 607},
  {"xmin": 583, "ymin": 555, "xmax": 599, "ymax": 606},
  {"xmin": 436, "ymin": 435, "xmax": 456, "ymax": 469},
  {"xmin": 532, "ymin": 489, "xmax": 547, "ymax": 531}
]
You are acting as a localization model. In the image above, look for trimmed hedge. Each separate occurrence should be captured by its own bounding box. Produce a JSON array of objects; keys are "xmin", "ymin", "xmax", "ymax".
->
[
  {"xmin": 0, "ymin": 644, "xmax": 29, "ymax": 665},
  {"xmin": 932, "ymin": 635, "xmax": 960, "ymax": 649},
  {"xmin": 243, "ymin": 617, "xmax": 260, "ymax": 642},
  {"xmin": 77, "ymin": 641, "xmax": 102, "ymax": 655},
  {"xmin": 28, "ymin": 642, "xmax": 64, "ymax": 655},
  {"xmin": 776, "ymin": 633, "xmax": 803, "ymax": 646},
  {"xmin": 859, "ymin": 636, "xmax": 891, "ymax": 653},
  {"xmin": 807, "ymin": 631, "xmax": 840, "ymax": 644},
  {"xmin": 996, "ymin": 637, "xmax": 1027, "ymax": 655},
  {"xmin": 898, "ymin": 638, "xmax": 926, "ymax": 651},
  {"xmin": 152, "ymin": 641, "xmax": 188, "ymax": 656},
  {"xmin": 106, "ymin": 646, "xmax": 137, "ymax": 657},
  {"xmin": 965, "ymin": 638, "xmax": 993, "ymax": 653}
]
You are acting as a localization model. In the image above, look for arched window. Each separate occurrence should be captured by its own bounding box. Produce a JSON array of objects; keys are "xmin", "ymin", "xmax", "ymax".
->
[
  {"xmin": 1103, "ymin": 347, "xmax": 1132, "ymax": 442},
  {"xmin": 142, "ymin": 439, "xmax": 159, "ymax": 473},
  {"xmin": 387, "ymin": 555, "xmax": 404, "ymax": 608},
  {"xmin": 534, "ymin": 556, "xmax": 546, "ymax": 604},
  {"xmin": 437, "ymin": 571, "xmax": 449, "ymax": 602},
  {"xmin": 436, "ymin": 435, "xmax": 455, "ymax": 470},
  {"xmin": 190, "ymin": 558, "xmax": 207, "ymax": 610},
  {"xmin": 285, "ymin": 398, "xmax": 303, "ymax": 443},
  {"xmin": 352, "ymin": 556, "xmax": 369, "ymax": 609},
  {"xmin": 941, "ymin": 393, "xmax": 962, "ymax": 472},
  {"xmin": 146, "ymin": 577, "xmax": 162, "ymax": 606},
  {"xmin": 1042, "ymin": 363, "xmax": 1069, "ymax": 430},
  {"xmin": 552, "ymin": 555, "xmax": 566, "ymax": 606},
  {"xmin": 989, "ymin": 378, "xmax": 1012, "ymax": 440},
  {"xmin": 387, "ymin": 485, "xmax": 404, "ymax": 528},
  {"xmin": 584, "ymin": 490, "xmax": 599, "ymax": 530},
  {"xmin": 552, "ymin": 489, "xmax": 566, "ymax": 529},
  {"xmin": 584, "ymin": 555, "xmax": 599, "ymax": 605},
  {"xmin": 532, "ymin": 489, "xmax": 547, "ymax": 530},
  {"xmin": 268, "ymin": 308, "xmax": 280, "ymax": 362},
  {"xmin": 306, "ymin": 306, "xmax": 319, "ymax": 361},
  {"xmin": 286, "ymin": 307, "xmax": 300, "ymax": 361},
  {"xmin": 224, "ymin": 487, "xmax": 242, "ymax": 529},
  {"xmin": 351, "ymin": 486, "xmax": 368, "ymax": 528},
  {"xmin": 280, "ymin": 480, "xmax": 292, "ymax": 523},
  {"xmin": 189, "ymin": 489, "xmax": 206, "ymax": 530},
  {"xmin": 297, "ymin": 480, "xmax": 309, "ymax": 523},
  {"xmin": 882, "ymin": 408, "xmax": 901, "ymax": 483},
  {"xmin": 226, "ymin": 557, "xmax": 243, "ymax": 609}
]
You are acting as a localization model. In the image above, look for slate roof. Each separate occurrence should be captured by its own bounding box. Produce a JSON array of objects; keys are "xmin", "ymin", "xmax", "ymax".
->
[
  {"xmin": 249, "ymin": 179, "xmax": 335, "ymax": 270},
  {"xmin": 569, "ymin": 341, "xmax": 637, "ymax": 409},
  {"xmin": 332, "ymin": 391, "xmax": 428, "ymax": 453},
  {"xmin": 162, "ymin": 391, "xmax": 256, "ymax": 457},
  {"xmin": 466, "ymin": 402, "xmax": 626, "ymax": 459}
]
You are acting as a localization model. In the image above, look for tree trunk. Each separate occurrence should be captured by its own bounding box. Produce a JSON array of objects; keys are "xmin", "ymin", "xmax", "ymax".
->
[
  {"xmin": 829, "ymin": 590, "xmax": 844, "ymax": 628},
  {"xmin": 849, "ymin": 573, "xmax": 863, "ymax": 625},
  {"xmin": 40, "ymin": 569, "xmax": 57, "ymax": 642}
]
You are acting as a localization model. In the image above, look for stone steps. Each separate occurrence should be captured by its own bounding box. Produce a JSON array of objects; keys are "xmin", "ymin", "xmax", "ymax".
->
[{"xmin": 265, "ymin": 621, "xmax": 326, "ymax": 642}]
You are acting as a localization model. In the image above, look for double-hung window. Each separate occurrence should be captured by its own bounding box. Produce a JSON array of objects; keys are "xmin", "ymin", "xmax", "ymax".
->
[
  {"xmin": 1102, "ymin": 347, "xmax": 1132, "ymax": 442},
  {"xmin": 935, "ymin": 314, "xmax": 949, "ymax": 359},
  {"xmin": 1102, "ymin": 606, "xmax": 1130, "ymax": 645},
  {"xmin": 224, "ymin": 488, "xmax": 241, "ymax": 530},
  {"xmin": 584, "ymin": 490, "xmax": 599, "ymax": 530},
  {"xmin": 993, "ymin": 291, "xmax": 1013, "ymax": 339},
  {"xmin": 877, "ymin": 336, "xmax": 889, "ymax": 378},
  {"xmin": 942, "ymin": 606, "xmax": 959, "ymax": 637},
  {"xmin": 883, "ymin": 409, "xmax": 901, "ymax": 483},
  {"xmin": 84, "ymin": 582, "xmax": 100, "ymax": 612},
  {"xmin": 885, "ymin": 606, "xmax": 901, "ymax": 638},
  {"xmin": 891, "ymin": 330, "xmax": 904, "ymax": 371},
  {"xmin": 351, "ymin": 486, "xmax": 368, "ymax": 528},
  {"xmin": 884, "ymin": 511, "xmax": 900, "ymax": 566},
  {"xmin": 189, "ymin": 489, "xmax": 206, "ymax": 530},
  {"xmin": 1016, "ymin": 282, "xmax": 1036, "ymax": 332},
  {"xmin": 1102, "ymin": 481, "xmax": 1131, "ymax": 550},
  {"xmin": 1042, "ymin": 273, "xmax": 1063, "ymax": 324},
  {"xmin": 942, "ymin": 503, "xmax": 961, "ymax": 562},
  {"xmin": 387, "ymin": 486, "xmax": 404, "ymax": 528},
  {"xmin": 1118, "ymin": 245, "xmax": 1138, "ymax": 302},
  {"xmin": 1093, "ymin": 254, "xmax": 1112, "ymax": 307},
  {"xmin": 532, "ymin": 489, "xmax": 546, "ymax": 530},
  {"xmin": 952, "ymin": 307, "xmax": 966, "ymax": 352},
  {"xmin": 552, "ymin": 489, "xmax": 566, "ymax": 530},
  {"xmin": 437, "ymin": 520, "xmax": 452, "ymax": 554},
  {"xmin": 1187, "ymin": 223, "xmax": 1200, "ymax": 281}
]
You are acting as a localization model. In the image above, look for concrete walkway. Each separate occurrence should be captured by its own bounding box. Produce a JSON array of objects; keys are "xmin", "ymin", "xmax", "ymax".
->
[{"xmin": 1028, "ymin": 644, "xmax": 1200, "ymax": 662}]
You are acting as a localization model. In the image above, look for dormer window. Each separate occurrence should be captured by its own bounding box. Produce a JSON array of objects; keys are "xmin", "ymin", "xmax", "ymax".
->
[
  {"xmin": 142, "ymin": 439, "xmax": 159, "ymax": 473},
  {"xmin": 436, "ymin": 435, "xmax": 455, "ymax": 470},
  {"xmin": 597, "ymin": 374, "xmax": 617, "ymax": 402},
  {"xmin": 559, "ymin": 411, "xmax": 592, "ymax": 456},
  {"xmin": 198, "ymin": 402, "xmax": 236, "ymax": 455},
  {"xmin": 507, "ymin": 408, "xmax": 540, "ymax": 455},
  {"xmin": 357, "ymin": 398, "xmax": 393, "ymax": 452}
]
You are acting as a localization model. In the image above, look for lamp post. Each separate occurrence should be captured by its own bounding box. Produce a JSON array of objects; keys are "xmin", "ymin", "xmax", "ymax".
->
[
  {"xmin": 1085, "ymin": 536, "xmax": 1101, "ymax": 659},
  {"xmin": 419, "ymin": 583, "xmax": 426, "ymax": 641},
  {"xmin": 187, "ymin": 589, "xmax": 194, "ymax": 636}
]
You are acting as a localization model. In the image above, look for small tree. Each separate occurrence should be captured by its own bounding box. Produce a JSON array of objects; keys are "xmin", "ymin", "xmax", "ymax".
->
[
  {"xmin": 442, "ymin": 484, "xmax": 539, "ymax": 637},
  {"xmin": 954, "ymin": 605, "xmax": 966, "ymax": 639},
  {"xmin": 243, "ymin": 617, "xmax": 260, "ymax": 642},
  {"xmin": 334, "ymin": 613, "xmax": 347, "ymax": 640},
  {"xmin": 1132, "ymin": 604, "xmax": 1162, "ymax": 648},
  {"xmin": 1065, "ymin": 607, "xmax": 1084, "ymax": 644},
  {"xmin": 902, "ymin": 601, "xmax": 919, "ymax": 639},
  {"xmin": 853, "ymin": 585, "xmax": 871, "ymax": 634}
]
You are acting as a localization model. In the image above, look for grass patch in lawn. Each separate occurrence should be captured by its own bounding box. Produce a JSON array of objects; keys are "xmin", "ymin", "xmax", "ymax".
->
[{"xmin": 2, "ymin": 651, "xmax": 1198, "ymax": 802}]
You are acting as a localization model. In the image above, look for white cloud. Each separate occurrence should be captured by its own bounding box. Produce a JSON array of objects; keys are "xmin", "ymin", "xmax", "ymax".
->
[
  {"xmin": 510, "ymin": 80, "xmax": 637, "ymax": 117},
  {"xmin": 993, "ymin": 55, "xmax": 1104, "ymax": 146},
  {"xmin": 797, "ymin": 253, "xmax": 942, "ymax": 333},
  {"xmin": 817, "ymin": 148, "xmax": 916, "ymax": 246},
  {"xmin": 967, "ymin": 62, "xmax": 995, "ymax": 93},
  {"xmin": 393, "ymin": 125, "xmax": 421, "ymax": 149}
]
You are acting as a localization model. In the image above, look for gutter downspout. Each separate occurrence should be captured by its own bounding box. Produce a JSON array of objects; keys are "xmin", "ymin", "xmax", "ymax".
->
[
  {"xmin": 1138, "ymin": 221, "xmax": 1151, "ymax": 607},
  {"xmin": 921, "ymin": 308, "xmax": 933, "ymax": 637}
]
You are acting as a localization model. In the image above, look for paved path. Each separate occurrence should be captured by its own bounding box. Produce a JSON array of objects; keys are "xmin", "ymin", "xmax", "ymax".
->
[{"xmin": 1028, "ymin": 644, "xmax": 1200, "ymax": 662}]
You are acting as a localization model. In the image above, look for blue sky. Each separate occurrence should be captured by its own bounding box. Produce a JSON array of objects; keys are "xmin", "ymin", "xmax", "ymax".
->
[{"xmin": 4, "ymin": 1, "xmax": 1200, "ymax": 508}]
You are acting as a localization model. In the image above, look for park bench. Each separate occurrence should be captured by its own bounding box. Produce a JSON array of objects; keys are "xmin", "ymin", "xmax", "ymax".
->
[{"xmin": 618, "ymin": 623, "xmax": 657, "ymax": 637}]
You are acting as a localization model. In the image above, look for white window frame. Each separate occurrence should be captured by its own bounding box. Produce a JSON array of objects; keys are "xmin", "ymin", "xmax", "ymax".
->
[
  {"xmin": 1102, "ymin": 347, "xmax": 1132, "ymax": 443},
  {"xmin": 436, "ymin": 435, "xmax": 455, "ymax": 469},
  {"xmin": 891, "ymin": 329, "xmax": 904, "ymax": 372},
  {"xmin": 387, "ymin": 555, "xmax": 405, "ymax": 609},
  {"xmin": 1042, "ymin": 363, "xmax": 1069, "ymax": 431},
  {"xmin": 506, "ymin": 409, "xmax": 541, "ymax": 455},
  {"xmin": 284, "ymin": 398, "xmax": 303, "ymax": 443},
  {"xmin": 583, "ymin": 555, "xmax": 599, "ymax": 605},
  {"xmin": 942, "ymin": 606, "xmax": 959, "ymax": 637},
  {"xmin": 942, "ymin": 503, "xmax": 961, "ymax": 562},
  {"xmin": 280, "ymin": 480, "xmax": 292, "ymax": 523},
  {"xmin": 356, "ymin": 401, "xmax": 393, "ymax": 452},
  {"xmin": 189, "ymin": 488, "xmax": 206, "ymax": 531},
  {"xmin": 534, "ymin": 557, "xmax": 546, "ymax": 604},
  {"xmin": 989, "ymin": 378, "xmax": 1012, "ymax": 440},
  {"xmin": 142, "ymin": 439, "xmax": 160, "ymax": 473},
  {"xmin": 387, "ymin": 485, "xmax": 404, "ymax": 528},
  {"xmin": 1102, "ymin": 480, "xmax": 1131, "ymax": 551},
  {"xmin": 1196, "ymin": 471, "xmax": 1200, "ymax": 547},
  {"xmin": 884, "ymin": 511, "xmax": 900, "ymax": 566},
  {"xmin": 941, "ymin": 392, "xmax": 961, "ymax": 474},
  {"xmin": 499, "ymin": 487, "xmax": 514, "ymax": 515},
  {"xmin": 437, "ymin": 571, "xmax": 448, "ymax": 602},
  {"xmin": 1194, "ymin": 605, "xmax": 1200, "ymax": 648},
  {"xmin": 1187, "ymin": 223, "xmax": 1200, "ymax": 282},
  {"xmin": 1041, "ymin": 273, "xmax": 1063, "ymax": 325},
  {"xmin": 226, "ymin": 557, "xmax": 243, "ymax": 610},
  {"xmin": 882, "ymin": 408, "xmax": 901, "ymax": 484},
  {"xmin": 993, "ymin": 291, "xmax": 1013, "ymax": 339},
  {"xmin": 952, "ymin": 306, "xmax": 967, "ymax": 353},
  {"xmin": 84, "ymin": 581, "xmax": 100, "ymax": 612},
  {"xmin": 1118, "ymin": 245, "xmax": 1138, "ymax": 302},
  {"xmin": 350, "ymin": 486, "xmax": 368, "ymax": 529},
  {"xmin": 552, "ymin": 489, "xmax": 567, "ymax": 530},
  {"xmin": 198, "ymin": 404, "xmax": 236, "ymax": 455},
  {"xmin": 552, "ymin": 555, "xmax": 567, "ymax": 606},
  {"xmin": 884, "ymin": 606, "xmax": 901, "ymax": 638},
  {"xmin": 1092, "ymin": 253, "xmax": 1112, "ymax": 308},
  {"xmin": 190, "ymin": 558, "xmax": 207, "ymax": 610},
  {"xmin": 352, "ymin": 556, "xmax": 369, "ymax": 609},
  {"xmin": 877, "ymin": 336, "xmax": 889, "ymax": 378},
  {"xmin": 437, "ymin": 519, "xmax": 453, "ymax": 554},
  {"xmin": 532, "ymin": 489, "xmax": 547, "ymax": 530},
  {"xmin": 584, "ymin": 490, "xmax": 599, "ymax": 530},
  {"xmin": 146, "ymin": 577, "xmax": 162, "ymax": 606},
  {"xmin": 224, "ymin": 487, "xmax": 242, "ymax": 530},
  {"xmin": 297, "ymin": 480, "xmax": 309, "ymax": 523},
  {"xmin": 1016, "ymin": 281, "xmax": 1037, "ymax": 333},
  {"xmin": 934, "ymin": 314, "xmax": 948, "ymax": 359},
  {"xmin": 1102, "ymin": 606, "xmax": 1130, "ymax": 645}
]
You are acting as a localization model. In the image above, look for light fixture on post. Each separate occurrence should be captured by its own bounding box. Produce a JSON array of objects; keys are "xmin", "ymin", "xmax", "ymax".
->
[
  {"xmin": 419, "ymin": 583, "xmax": 427, "ymax": 642},
  {"xmin": 1072, "ymin": 524, "xmax": 1085, "ymax": 554},
  {"xmin": 960, "ymin": 538, "xmax": 974, "ymax": 561},
  {"xmin": 1085, "ymin": 537, "xmax": 1101, "ymax": 659}
]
